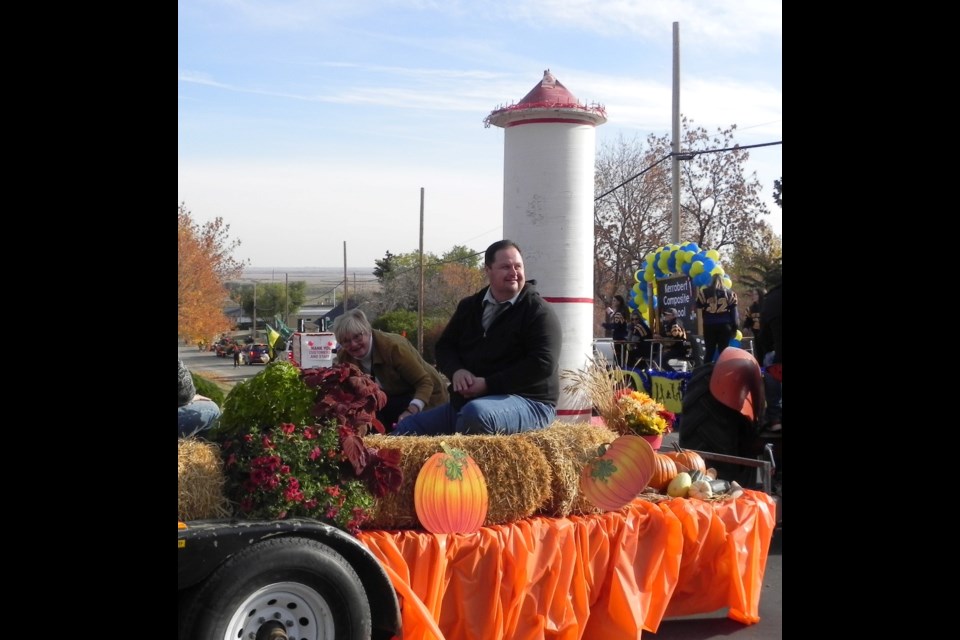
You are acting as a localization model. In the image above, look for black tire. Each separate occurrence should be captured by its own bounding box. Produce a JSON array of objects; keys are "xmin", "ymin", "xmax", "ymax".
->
[
  {"xmin": 679, "ymin": 363, "xmax": 758, "ymax": 486},
  {"xmin": 179, "ymin": 536, "xmax": 372, "ymax": 640}
]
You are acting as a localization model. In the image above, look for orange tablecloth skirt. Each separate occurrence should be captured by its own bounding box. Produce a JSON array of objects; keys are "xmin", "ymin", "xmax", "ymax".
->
[{"xmin": 358, "ymin": 490, "xmax": 776, "ymax": 640}]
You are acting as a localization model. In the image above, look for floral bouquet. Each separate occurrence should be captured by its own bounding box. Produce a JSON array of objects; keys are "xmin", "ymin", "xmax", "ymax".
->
[{"xmin": 613, "ymin": 389, "xmax": 675, "ymax": 436}]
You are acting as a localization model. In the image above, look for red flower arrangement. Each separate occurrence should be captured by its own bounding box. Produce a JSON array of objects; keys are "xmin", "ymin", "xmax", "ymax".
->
[{"xmin": 221, "ymin": 362, "xmax": 402, "ymax": 534}]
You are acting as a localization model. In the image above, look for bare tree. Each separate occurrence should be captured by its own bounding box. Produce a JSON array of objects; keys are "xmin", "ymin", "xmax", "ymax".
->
[
  {"xmin": 673, "ymin": 118, "xmax": 771, "ymax": 252},
  {"xmin": 594, "ymin": 134, "xmax": 672, "ymax": 305},
  {"xmin": 593, "ymin": 119, "xmax": 775, "ymax": 319}
]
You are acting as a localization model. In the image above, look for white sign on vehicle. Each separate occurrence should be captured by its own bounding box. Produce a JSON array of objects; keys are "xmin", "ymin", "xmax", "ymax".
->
[{"xmin": 291, "ymin": 332, "xmax": 337, "ymax": 368}]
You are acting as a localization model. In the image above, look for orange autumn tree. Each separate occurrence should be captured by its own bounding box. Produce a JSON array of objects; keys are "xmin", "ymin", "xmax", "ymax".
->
[{"xmin": 178, "ymin": 203, "xmax": 246, "ymax": 342}]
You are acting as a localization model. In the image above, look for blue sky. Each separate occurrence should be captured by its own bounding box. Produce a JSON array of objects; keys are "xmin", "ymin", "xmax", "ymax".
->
[{"xmin": 178, "ymin": 1, "xmax": 782, "ymax": 270}]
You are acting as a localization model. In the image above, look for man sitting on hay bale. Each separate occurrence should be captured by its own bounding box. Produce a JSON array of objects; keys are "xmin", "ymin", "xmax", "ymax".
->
[{"xmin": 393, "ymin": 239, "xmax": 561, "ymax": 436}]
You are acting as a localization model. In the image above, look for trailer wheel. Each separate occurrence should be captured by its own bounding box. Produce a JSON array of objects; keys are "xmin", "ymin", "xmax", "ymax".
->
[{"xmin": 179, "ymin": 536, "xmax": 372, "ymax": 640}]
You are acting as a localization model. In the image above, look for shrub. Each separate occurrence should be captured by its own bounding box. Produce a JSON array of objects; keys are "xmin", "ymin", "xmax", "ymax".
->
[
  {"xmin": 190, "ymin": 373, "xmax": 225, "ymax": 407},
  {"xmin": 215, "ymin": 361, "xmax": 315, "ymax": 436}
]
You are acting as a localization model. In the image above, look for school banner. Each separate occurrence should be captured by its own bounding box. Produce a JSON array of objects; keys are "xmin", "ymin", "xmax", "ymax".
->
[{"xmin": 657, "ymin": 275, "xmax": 696, "ymax": 335}]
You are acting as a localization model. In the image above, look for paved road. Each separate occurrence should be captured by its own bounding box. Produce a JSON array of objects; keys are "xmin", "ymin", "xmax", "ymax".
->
[
  {"xmin": 179, "ymin": 342, "xmax": 264, "ymax": 389},
  {"xmin": 177, "ymin": 343, "xmax": 782, "ymax": 638}
]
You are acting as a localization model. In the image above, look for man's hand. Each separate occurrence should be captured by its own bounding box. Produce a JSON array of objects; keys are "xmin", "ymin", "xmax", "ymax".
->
[{"xmin": 452, "ymin": 369, "xmax": 488, "ymax": 398}]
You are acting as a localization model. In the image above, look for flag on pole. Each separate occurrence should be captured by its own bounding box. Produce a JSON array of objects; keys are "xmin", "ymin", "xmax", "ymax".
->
[
  {"xmin": 266, "ymin": 324, "xmax": 282, "ymax": 359},
  {"xmin": 274, "ymin": 315, "xmax": 294, "ymax": 341}
]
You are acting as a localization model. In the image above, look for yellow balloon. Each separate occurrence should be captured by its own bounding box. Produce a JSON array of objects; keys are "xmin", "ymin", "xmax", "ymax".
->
[
  {"xmin": 690, "ymin": 261, "xmax": 705, "ymax": 276},
  {"xmin": 634, "ymin": 269, "xmax": 643, "ymax": 283},
  {"xmin": 710, "ymin": 265, "xmax": 724, "ymax": 277},
  {"xmin": 706, "ymin": 249, "xmax": 720, "ymax": 261},
  {"xmin": 632, "ymin": 283, "xmax": 642, "ymax": 295},
  {"xmin": 735, "ymin": 330, "xmax": 743, "ymax": 341}
]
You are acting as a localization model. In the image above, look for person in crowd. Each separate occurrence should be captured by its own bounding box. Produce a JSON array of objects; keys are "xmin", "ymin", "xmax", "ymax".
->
[
  {"xmin": 601, "ymin": 297, "xmax": 615, "ymax": 338},
  {"xmin": 392, "ymin": 239, "xmax": 562, "ymax": 436},
  {"xmin": 756, "ymin": 282, "xmax": 782, "ymax": 434},
  {"xmin": 332, "ymin": 308, "xmax": 449, "ymax": 430},
  {"xmin": 658, "ymin": 308, "xmax": 690, "ymax": 371},
  {"xmin": 601, "ymin": 294, "xmax": 629, "ymax": 366},
  {"xmin": 232, "ymin": 343, "xmax": 241, "ymax": 368},
  {"xmin": 742, "ymin": 289, "xmax": 764, "ymax": 337},
  {"xmin": 626, "ymin": 310, "xmax": 653, "ymax": 368},
  {"xmin": 696, "ymin": 274, "xmax": 739, "ymax": 363},
  {"xmin": 178, "ymin": 360, "xmax": 221, "ymax": 437}
]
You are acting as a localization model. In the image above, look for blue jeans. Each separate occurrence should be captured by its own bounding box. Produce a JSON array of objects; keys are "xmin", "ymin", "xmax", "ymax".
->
[
  {"xmin": 178, "ymin": 400, "xmax": 222, "ymax": 438},
  {"xmin": 390, "ymin": 395, "xmax": 556, "ymax": 436}
]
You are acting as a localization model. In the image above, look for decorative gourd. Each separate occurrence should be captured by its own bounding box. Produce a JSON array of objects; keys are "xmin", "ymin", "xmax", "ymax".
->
[
  {"xmin": 664, "ymin": 450, "xmax": 707, "ymax": 475},
  {"xmin": 688, "ymin": 479, "xmax": 713, "ymax": 500},
  {"xmin": 580, "ymin": 435, "xmax": 656, "ymax": 511},
  {"xmin": 414, "ymin": 442, "xmax": 489, "ymax": 534},
  {"xmin": 649, "ymin": 453, "xmax": 678, "ymax": 492}
]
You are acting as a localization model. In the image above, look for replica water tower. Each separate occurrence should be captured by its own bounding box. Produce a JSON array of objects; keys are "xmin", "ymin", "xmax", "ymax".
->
[{"xmin": 486, "ymin": 70, "xmax": 607, "ymax": 421}]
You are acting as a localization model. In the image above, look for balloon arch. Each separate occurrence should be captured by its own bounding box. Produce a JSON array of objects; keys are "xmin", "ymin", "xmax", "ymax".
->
[{"xmin": 628, "ymin": 242, "xmax": 732, "ymax": 319}]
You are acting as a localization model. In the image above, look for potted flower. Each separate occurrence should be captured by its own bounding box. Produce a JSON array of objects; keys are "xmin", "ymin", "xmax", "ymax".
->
[{"xmin": 610, "ymin": 388, "xmax": 675, "ymax": 449}]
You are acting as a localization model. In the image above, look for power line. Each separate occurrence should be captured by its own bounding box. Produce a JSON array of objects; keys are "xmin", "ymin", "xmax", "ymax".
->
[{"xmin": 594, "ymin": 141, "xmax": 782, "ymax": 202}]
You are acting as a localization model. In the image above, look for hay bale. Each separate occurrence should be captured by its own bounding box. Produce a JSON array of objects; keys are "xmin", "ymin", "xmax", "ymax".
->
[
  {"xmin": 518, "ymin": 421, "xmax": 620, "ymax": 517},
  {"xmin": 363, "ymin": 434, "xmax": 552, "ymax": 530},
  {"xmin": 178, "ymin": 438, "xmax": 231, "ymax": 521}
]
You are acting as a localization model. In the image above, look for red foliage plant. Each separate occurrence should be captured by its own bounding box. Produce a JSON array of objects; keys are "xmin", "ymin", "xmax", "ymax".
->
[{"xmin": 301, "ymin": 362, "xmax": 403, "ymax": 498}]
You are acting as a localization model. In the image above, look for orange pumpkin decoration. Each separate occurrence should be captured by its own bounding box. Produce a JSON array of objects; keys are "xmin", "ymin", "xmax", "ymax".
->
[
  {"xmin": 414, "ymin": 443, "xmax": 489, "ymax": 534},
  {"xmin": 580, "ymin": 435, "xmax": 656, "ymax": 511},
  {"xmin": 649, "ymin": 453, "xmax": 678, "ymax": 492},
  {"xmin": 664, "ymin": 450, "xmax": 707, "ymax": 475}
]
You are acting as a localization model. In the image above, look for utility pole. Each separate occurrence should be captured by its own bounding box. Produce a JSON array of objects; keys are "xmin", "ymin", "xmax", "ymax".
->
[
  {"xmin": 284, "ymin": 272, "xmax": 289, "ymax": 327},
  {"xmin": 671, "ymin": 21, "xmax": 681, "ymax": 244},
  {"xmin": 343, "ymin": 241, "xmax": 349, "ymax": 311},
  {"xmin": 252, "ymin": 282, "xmax": 257, "ymax": 341},
  {"xmin": 418, "ymin": 187, "xmax": 425, "ymax": 353}
]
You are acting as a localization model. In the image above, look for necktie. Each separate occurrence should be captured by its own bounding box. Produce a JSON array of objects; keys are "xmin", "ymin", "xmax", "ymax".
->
[{"xmin": 482, "ymin": 301, "xmax": 509, "ymax": 331}]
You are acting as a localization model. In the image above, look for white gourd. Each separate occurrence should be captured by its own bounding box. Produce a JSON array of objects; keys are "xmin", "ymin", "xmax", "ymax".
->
[{"xmin": 688, "ymin": 479, "xmax": 713, "ymax": 500}]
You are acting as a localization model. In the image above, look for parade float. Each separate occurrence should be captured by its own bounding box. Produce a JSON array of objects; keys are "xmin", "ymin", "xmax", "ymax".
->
[{"xmin": 178, "ymin": 354, "xmax": 776, "ymax": 640}]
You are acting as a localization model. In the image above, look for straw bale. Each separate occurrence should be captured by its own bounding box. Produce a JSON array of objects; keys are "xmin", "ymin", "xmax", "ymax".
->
[
  {"xmin": 363, "ymin": 434, "xmax": 552, "ymax": 529},
  {"xmin": 518, "ymin": 421, "xmax": 620, "ymax": 517},
  {"xmin": 178, "ymin": 438, "xmax": 231, "ymax": 521}
]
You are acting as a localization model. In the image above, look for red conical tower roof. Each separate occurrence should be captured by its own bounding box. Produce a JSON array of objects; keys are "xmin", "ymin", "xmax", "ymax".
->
[{"xmin": 485, "ymin": 69, "xmax": 606, "ymax": 128}]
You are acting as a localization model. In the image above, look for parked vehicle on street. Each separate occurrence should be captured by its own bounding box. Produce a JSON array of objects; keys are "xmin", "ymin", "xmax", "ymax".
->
[
  {"xmin": 214, "ymin": 339, "xmax": 232, "ymax": 357},
  {"xmin": 240, "ymin": 343, "xmax": 271, "ymax": 365}
]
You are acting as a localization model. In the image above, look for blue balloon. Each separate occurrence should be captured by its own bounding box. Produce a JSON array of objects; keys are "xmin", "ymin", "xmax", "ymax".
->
[{"xmin": 667, "ymin": 252, "xmax": 677, "ymax": 274}]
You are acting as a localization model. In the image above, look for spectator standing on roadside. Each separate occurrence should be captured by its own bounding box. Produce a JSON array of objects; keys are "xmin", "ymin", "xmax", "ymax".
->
[
  {"xmin": 232, "ymin": 343, "xmax": 241, "ymax": 368},
  {"xmin": 392, "ymin": 239, "xmax": 561, "ymax": 436},
  {"xmin": 696, "ymin": 274, "xmax": 739, "ymax": 363},
  {"xmin": 333, "ymin": 308, "xmax": 448, "ymax": 430}
]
